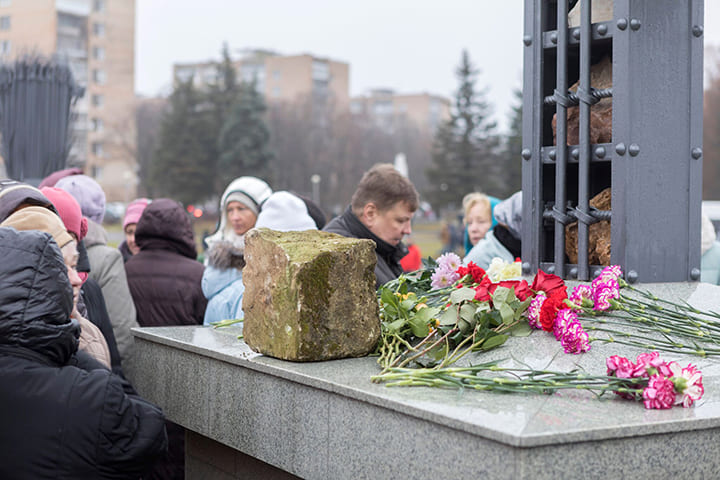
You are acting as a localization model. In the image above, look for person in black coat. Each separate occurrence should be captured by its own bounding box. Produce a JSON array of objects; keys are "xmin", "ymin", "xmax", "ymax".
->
[
  {"xmin": 0, "ymin": 227, "xmax": 167, "ymax": 479},
  {"xmin": 323, "ymin": 163, "xmax": 419, "ymax": 288}
]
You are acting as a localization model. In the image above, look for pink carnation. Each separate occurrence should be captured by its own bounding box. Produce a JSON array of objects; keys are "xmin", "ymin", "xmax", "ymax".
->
[
  {"xmin": 568, "ymin": 284, "xmax": 593, "ymax": 309},
  {"xmin": 643, "ymin": 374, "xmax": 676, "ymax": 409},
  {"xmin": 560, "ymin": 321, "xmax": 591, "ymax": 354},
  {"xmin": 527, "ymin": 294, "xmax": 546, "ymax": 330},
  {"xmin": 431, "ymin": 267, "xmax": 459, "ymax": 289},
  {"xmin": 669, "ymin": 363, "xmax": 704, "ymax": 408},
  {"xmin": 595, "ymin": 265, "xmax": 623, "ymax": 284},
  {"xmin": 592, "ymin": 278, "xmax": 619, "ymax": 311},
  {"xmin": 632, "ymin": 352, "xmax": 664, "ymax": 378},
  {"xmin": 436, "ymin": 252, "xmax": 462, "ymax": 273},
  {"xmin": 553, "ymin": 308, "xmax": 577, "ymax": 341},
  {"xmin": 607, "ymin": 355, "xmax": 635, "ymax": 378}
]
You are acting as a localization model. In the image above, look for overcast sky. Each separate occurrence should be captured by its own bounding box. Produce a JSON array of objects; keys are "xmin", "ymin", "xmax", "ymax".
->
[{"xmin": 136, "ymin": 1, "xmax": 720, "ymax": 133}]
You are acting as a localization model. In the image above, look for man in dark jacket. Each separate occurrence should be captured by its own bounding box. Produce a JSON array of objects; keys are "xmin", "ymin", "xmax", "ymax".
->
[
  {"xmin": 124, "ymin": 198, "xmax": 207, "ymax": 480},
  {"xmin": 324, "ymin": 163, "xmax": 419, "ymax": 288},
  {"xmin": 0, "ymin": 227, "xmax": 167, "ymax": 479}
]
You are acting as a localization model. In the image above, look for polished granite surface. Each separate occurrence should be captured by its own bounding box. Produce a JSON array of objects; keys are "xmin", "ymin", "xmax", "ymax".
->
[{"xmin": 132, "ymin": 281, "xmax": 720, "ymax": 448}]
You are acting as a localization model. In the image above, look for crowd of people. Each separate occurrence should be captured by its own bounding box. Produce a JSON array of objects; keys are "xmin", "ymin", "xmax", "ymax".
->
[{"xmin": 3, "ymin": 162, "xmax": 720, "ymax": 478}]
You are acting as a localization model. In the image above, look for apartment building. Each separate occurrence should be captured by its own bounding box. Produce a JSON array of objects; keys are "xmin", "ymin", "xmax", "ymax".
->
[
  {"xmin": 173, "ymin": 50, "xmax": 350, "ymax": 108},
  {"xmin": 350, "ymin": 89, "xmax": 451, "ymax": 134},
  {"xmin": 0, "ymin": 0, "xmax": 136, "ymax": 201}
]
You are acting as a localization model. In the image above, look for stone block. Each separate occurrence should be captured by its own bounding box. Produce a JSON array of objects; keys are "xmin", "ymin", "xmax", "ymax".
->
[{"xmin": 242, "ymin": 229, "xmax": 379, "ymax": 361}]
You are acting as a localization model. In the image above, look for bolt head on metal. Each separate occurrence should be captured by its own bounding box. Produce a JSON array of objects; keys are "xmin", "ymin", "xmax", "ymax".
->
[
  {"xmin": 522, "ymin": 262, "xmax": 531, "ymax": 273},
  {"xmin": 690, "ymin": 268, "xmax": 701, "ymax": 281},
  {"xmin": 572, "ymin": 28, "xmax": 580, "ymax": 40},
  {"xmin": 594, "ymin": 146, "xmax": 606, "ymax": 158},
  {"xmin": 597, "ymin": 24, "xmax": 608, "ymax": 36},
  {"xmin": 523, "ymin": 35, "xmax": 532, "ymax": 46},
  {"xmin": 691, "ymin": 148, "xmax": 703, "ymax": 159},
  {"xmin": 627, "ymin": 270, "xmax": 639, "ymax": 283},
  {"xmin": 548, "ymin": 149, "xmax": 556, "ymax": 160},
  {"xmin": 571, "ymin": 148, "xmax": 579, "ymax": 159},
  {"xmin": 569, "ymin": 267, "xmax": 578, "ymax": 279},
  {"xmin": 692, "ymin": 25, "xmax": 704, "ymax": 37},
  {"xmin": 628, "ymin": 144, "xmax": 640, "ymax": 157},
  {"xmin": 630, "ymin": 19, "xmax": 641, "ymax": 31},
  {"xmin": 617, "ymin": 18, "xmax": 628, "ymax": 30},
  {"xmin": 550, "ymin": 32, "xmax": 558, "ymax": 44},
  {"xmin": 547, "ymin": 265, "xmax": 555, "ymax": 274},
  {"xmin": 521, "ymin": 148, "xmax": 532, "ymax": 160},
  {"xmin": 615, "ymin": 143, "xmax": 627, "ymax": 155},
  {"xmin": 591, "ymin": 267, "xmax": 602, "ymax": 278}
]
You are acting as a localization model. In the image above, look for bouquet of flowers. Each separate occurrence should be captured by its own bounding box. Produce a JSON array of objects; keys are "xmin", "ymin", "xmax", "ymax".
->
[{"xmin": 374, "ymin": 256, "xmax": 707, "ymax": 410}]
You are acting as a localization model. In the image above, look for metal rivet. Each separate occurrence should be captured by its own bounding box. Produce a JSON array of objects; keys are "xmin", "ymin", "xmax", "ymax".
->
[
  {"xmin": 691, "ymin": 147, "xmax": 703, "ymax": 159},
  {"xmin": 550, "ymin": 32, "xmax": 558, "ymax": 44},
  {"xmin": 628, "ymin": 144, "xmax": 640, "ymax": 157},
  {"xmin": 571, "ymin": 148, "xmax": 579, "ymax": 159},
  {"xmin": 569, "ymin": 267, "xmax": 578, "ymax": 279},
  {"xmin": 627, "ymin": 270, "xmax": 639, "ymax": 283},
  {"xmin": 597, "ymin": 24, "xmax": 608, "ymax": 36},
  {"xmin": 692, "ymin": 25, "xmax": 704, "ymax": 37},
  {"xmin": 630, "ymin": 19, "xmax": 641, "ymax": 31},
  {"xmin": 522, "ymin": 262, "xmax": 531, "ymax": 273},
  {"xmin": 615, "ymin": 143, "xmax": 626, "ymax": 155},
  {"xmin": 523, "ymin": 35, "xmax": 532, "ymax": 46},
  {"xmin": 595, "ymin": 146, "xmax": 606, "ymax": 159},
  {"xmin": 572, "ymin": 28, "xmax": 580, "ymax": 40},
  {"xmin": 591, "ymin": 267, "xmax": 602, "ymax": 278},
  {"xmin": 521, "ymin": 148, "xmax": 532, "ymax": 160},
  {"xmin": 617, "ymin": 18, "xmax": 628, "ymax": 31},
  {"xmin": 690, "ymin": 268, "xmax": 701, "ymax": 281},
  {"xmin": 547, "ymin": 265, "xmax": 555, "ymax": 274},
  {"xmin": 548, "ymin": 149, "xmax": 556, "ymax": 160}
]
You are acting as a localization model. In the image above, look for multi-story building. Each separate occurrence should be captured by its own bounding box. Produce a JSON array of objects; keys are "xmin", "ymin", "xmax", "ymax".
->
[
  {"xmin": 0, "ymin": 0, "xmax": 135, "ymax": 201},
  {"xmin": 350, "ymin": 89, "xmax": 451, "ymax": 134},
  {"xmin": 173, "ymin": 49, "xmax": 350, "ymax": 109}
]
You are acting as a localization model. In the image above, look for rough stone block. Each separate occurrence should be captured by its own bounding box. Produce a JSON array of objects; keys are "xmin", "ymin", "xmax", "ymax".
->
[{"xmin": 242, "ymin": 229, "xmax": 380, "ymax": 361}]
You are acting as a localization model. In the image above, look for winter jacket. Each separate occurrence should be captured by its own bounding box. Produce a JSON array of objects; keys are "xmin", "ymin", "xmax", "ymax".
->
[
  {"xmin": 118, "ymin": 239, "xmax": 133, "ymax": 262},
  {"xmin": 82, "ymin": 277, "xmax": 126, "ymax": 377},
  {"xmin": 77, "ymin": 314, "xmax": 112, "ymax": 369},
  {"xmin": 323, "ymin": 206, "xmax": 407, "ymax": 288},
  {"xmin": 463, "ymin": 229, "xmax": 515, "ymax": 270},
  {"xmin": 85, "ymin": 219, "xmax": 139, "ymax": 364},
  {"xmin": 0, "ymin": 227, "xmax": 167, "ymax": 479},
  {"xmin": 125, "ymin": 198, "xmax": 207, "ymax": 327},
  {"xmin": 202, "ymin": 241, "xmax": 245, "ymax": 325}
]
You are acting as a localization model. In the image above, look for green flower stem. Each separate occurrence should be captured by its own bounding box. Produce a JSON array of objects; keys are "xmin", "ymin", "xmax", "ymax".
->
[{"xmin": 393, "ymin": 328, "xmax": 458, "ymax": 370}]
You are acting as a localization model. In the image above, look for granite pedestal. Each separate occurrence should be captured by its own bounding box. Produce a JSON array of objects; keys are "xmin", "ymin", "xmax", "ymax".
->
[{"xmin": 127, "ymin": 282, "xmax": 720, "ymax": 479}]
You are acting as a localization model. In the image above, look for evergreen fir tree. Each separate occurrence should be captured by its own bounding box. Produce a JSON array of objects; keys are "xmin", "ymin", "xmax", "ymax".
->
[
  {"xmin": 149, "ymin": 79, "xmax": 216, "ymax": 205},
  {"xmin": 425, "ymin": 50, "xmax": 503, "ymax": 211},
  {"xmin": 216, "ymin": 81, "xmax": 274, "ymax": 187},
  {"xmin": 503, "ymin": 87, "xmax": 523, "ymax": 196}
]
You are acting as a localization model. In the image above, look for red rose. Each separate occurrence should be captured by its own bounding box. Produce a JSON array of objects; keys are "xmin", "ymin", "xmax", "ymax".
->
[
  {"xmin": 539, "ymin": 291, "xmax": 568, "ymax": 331},
  {"xmin": 531, "ymin": 269, "xmax": 567, "ymax": 297},
  {"xmin": 514, "ymin": 279, "xmax": 533, "ymax": 300},
  {"xmin": 474, "ymin": 276, "xmax": 493, "ymax": 302}
]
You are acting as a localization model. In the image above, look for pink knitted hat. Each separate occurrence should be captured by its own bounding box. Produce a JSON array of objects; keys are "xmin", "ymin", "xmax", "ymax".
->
[
  {"xmin": 40, "ymin": 187, "xmax": 88, "ymax": 241},
  {"xmin": 123, "ymin": 198, "xmax": 150, "ymax": 230}
]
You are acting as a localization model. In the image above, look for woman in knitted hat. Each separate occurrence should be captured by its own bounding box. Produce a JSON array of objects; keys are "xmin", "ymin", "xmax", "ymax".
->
[
  {"xmin": 55, "ymin": 175, "xmax": 139, "ymax": 367},
  {"xmin": 202, "ymin": 190, "xmax": 317, "ymax": 325},
  {"xmin": 41, "ymin": 186, "xmax": 126, "ymax": 377},
  {"xmin": 201, "ymin": 177, "xmax": 272, "ymax": 326},
  {"xmin": 119, "ymin": 198, "xmax": 150, "ymax": 262}
]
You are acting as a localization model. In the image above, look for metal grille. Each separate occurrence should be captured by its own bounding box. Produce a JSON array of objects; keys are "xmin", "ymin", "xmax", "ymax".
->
[{"xmin": 521, "ymin": 0, "xmax": 703, "ymax": 283}]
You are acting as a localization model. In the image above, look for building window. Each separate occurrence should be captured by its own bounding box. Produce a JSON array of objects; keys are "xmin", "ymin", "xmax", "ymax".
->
[
  {"xmin": 93, "ymin": 22, "xmax": 105, "ymax": 37},
  {"xmin": 0, "ymin": 1, "xmax": 10, "ymax": 7},
  {"xmin": 91, "ymin": 118, "xmax": 103, "ymax": 132},
  {"xmin": 0, "ymin": 40, "xmax": 10, "ymax": 56},
  {"xmin": 175, "ymin": 66, "xmax": 194, "ymax": 83},
  {"xmin": 90, "ymin": 165, "xmax": 103, "ymax": 179},
  {"xmin": 273, "ymin": 70, "xmax": 281, "ymax": 80},
  {"xmin": 91, "ymin": 142, "xmax": 103, "ymax": 157},
  {"xmin": 0, "ymin": 16, "xmax": 10, "ymax": 30},
  {"xmin": 93, "ymin": 0, "xmax": 105, "ymax": 12},
  {"xmin": 92, "ymin": 69, "xmax": 106, "ymax": 84},
  {"xmin": 311, "ymin": 60, "xmax": 329, "ymax": 81},
  {"xmin": 91, "ymin": 94, "xmax": 104, "ymax": 107},
  {"xmin": 92, "ymin": 46, "xmax": 104, "ymax": 61}
]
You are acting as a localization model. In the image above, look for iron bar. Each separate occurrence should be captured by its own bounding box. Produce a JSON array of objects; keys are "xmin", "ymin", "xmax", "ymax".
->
[
  {"xmin": 577, "ymin": 0, "xmax": 592, "ymax": 280},
  {"xmin": 554, "ymin": 0, "xmax": 569, "ymax": 277}
]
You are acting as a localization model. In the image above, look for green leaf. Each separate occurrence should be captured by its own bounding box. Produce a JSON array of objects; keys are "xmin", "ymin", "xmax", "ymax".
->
[
  {"xmin": 400, "ymin": 299, "xmax": 416, "ymax": 311},
  {"xmin": 491, "ymin": 286, "xmax": 512, "ymax": 305},
  {"xmin": 380, "ymin": 288, "xmax": 397, "ymax": 307},
  {"xmin": 458, "ymin": 319, "xmax": 471, "ymax": 335},
  {"xmin": 499, "ymin": 303, "xmax": 515, "ymax": 325},
  {"xmin": 409, "ymin": 315, "xmax": 430, "ymax": 337},
  {"xmin": 480, "ymin": 334, "xmax": 508, "ymax": 350},
  {"xmin": 509, "ymin": 322, "xmax": 533, "ymax": 337},
  {"xmin": 439, "ymin": 308, "xmax": 458, "ymax": 326},
  {"xmin": 450, "ymin": 287, "xmax": 476, "ymax": 304},
  {"xmin": 459, "ymin": 304, "xmax": 477, "ymax": 323},
  {"xmin": 386, "ymin": 319, "xmax": 406, "ymax": 333},
  {"xmin": 514, "ymin": 297, "xmax": 533, "ymax": 319},
  {"xmin": 415, "ymin": 306, "xmax": 441, "ymax": 323}
]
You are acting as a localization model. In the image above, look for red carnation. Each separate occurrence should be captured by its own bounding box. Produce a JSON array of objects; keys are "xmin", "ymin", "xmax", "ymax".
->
[
  {"xmin": 531, "ymin": 269, "xmax": 567, "ymax": 297},
  {"xmin": 457, "ymin": 262, "xmax": 486, "ymax": 285},
  {"xmin": 539, "ymin": 292, "xmax": 567, "ymax": 331},
  {"xmin": 474, "ymin": 275, "xmax": 493, "ymax": 302}
]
